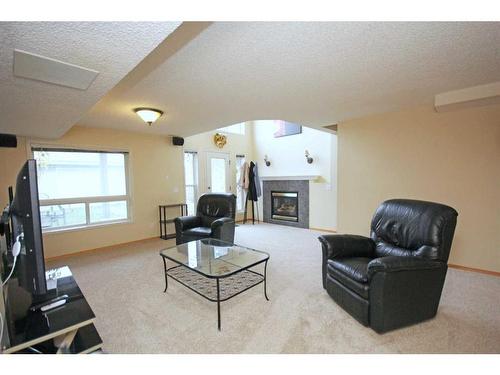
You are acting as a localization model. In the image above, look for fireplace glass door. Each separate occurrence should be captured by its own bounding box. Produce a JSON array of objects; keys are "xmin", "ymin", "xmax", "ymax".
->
[{"xmin": 271, "ymin": 191, "xmax": 299, "ymax": 222}]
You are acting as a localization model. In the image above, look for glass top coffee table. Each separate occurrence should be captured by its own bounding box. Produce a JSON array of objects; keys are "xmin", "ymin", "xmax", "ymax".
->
[{"xmin": 159, "ymin": 238, "xmax": 270, "ymax": 330}]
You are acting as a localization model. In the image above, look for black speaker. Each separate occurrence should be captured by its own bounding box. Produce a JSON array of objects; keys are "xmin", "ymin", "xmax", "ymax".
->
[
  {"xmin": 172, "ymin": 136, "xmax": 184, "ymax": 146},
  {"xmin": 0, "ymin": 134, "xmax": 17, "ymax": 148}
]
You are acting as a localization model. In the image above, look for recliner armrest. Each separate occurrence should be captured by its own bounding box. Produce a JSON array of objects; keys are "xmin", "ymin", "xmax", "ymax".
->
[
  {"xmin": 319, "ymin": 234, "xmax": 375, "ymax": 289},
  {"xmin": 367, "ymin": 256, "xmax": 444, "ymax": 280},
  {"xmin": 211, "ymin": 217, "xmax": 235, "ymax": 244},
  {"xmin": 318, "ymin": 234, "xmax": 375, "ymax": 260},
  {"xmin": 174, "ymin": 216, "xmax": 202, "ymax": 232},
  {"xmin": 210, "ymin": 217, "xmax": 234, "ymax": 230}
]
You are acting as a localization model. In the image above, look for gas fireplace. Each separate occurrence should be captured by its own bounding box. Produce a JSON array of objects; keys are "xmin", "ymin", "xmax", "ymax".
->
[{"xmin": 271, "ymin": 191, "xmax": 299, "ymax": 222}]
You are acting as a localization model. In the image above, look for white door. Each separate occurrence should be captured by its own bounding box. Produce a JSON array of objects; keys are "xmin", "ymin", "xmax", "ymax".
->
[{"xmin": 206, "ymin": 152, "xmax": 230, "ymax": 193}]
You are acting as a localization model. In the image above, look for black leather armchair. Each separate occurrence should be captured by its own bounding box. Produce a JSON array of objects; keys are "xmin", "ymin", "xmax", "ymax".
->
[
  {"xmin": 319, "ymin": 199, "xmax": 458, "ymax": 333},
  {"xmin": 174, "ymin": 193, "xmax": 236, "ymax": 245}
]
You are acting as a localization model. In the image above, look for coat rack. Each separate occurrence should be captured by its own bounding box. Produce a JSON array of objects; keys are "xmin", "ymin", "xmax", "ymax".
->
[
  {"xmin": 241, "ymin": 159, "xmax": 260, "ymax": 225},
  {"xmin": 243, "ymin": 192, "xmax": 259, "ymax": 225}
]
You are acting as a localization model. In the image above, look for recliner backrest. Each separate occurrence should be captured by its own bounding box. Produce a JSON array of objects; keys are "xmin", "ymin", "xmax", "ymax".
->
[
  {"xmin": 197, "ymin": 193, "xmax": 236, "ymax": 227},
  {"xmin": 370, "ymin": 199, "xmax": 458, "ymax": 262}
]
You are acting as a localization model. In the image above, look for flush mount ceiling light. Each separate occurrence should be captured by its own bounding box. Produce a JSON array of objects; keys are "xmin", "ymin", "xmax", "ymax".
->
[{"xmin": 134, "ymin": 108, "xmax": 164, "ymax": 126}]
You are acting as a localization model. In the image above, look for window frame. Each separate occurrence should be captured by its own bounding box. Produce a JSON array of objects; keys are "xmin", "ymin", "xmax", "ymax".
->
[
  {"xmin": 29, "ymin": 143, "xmax": 133, "ymax": 233},
  {"xmin": 183, "ymin": 150, "xmax": 199, "ymax": 216},
  {"xmin": 216, "ymin": 123, "xmax": 246, "ymax": 135}
]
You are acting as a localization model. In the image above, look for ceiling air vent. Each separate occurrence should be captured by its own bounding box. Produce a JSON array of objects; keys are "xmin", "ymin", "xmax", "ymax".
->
[{"xmin": 13, "ymin": 49, "xmax": 99, "ymax": 90}]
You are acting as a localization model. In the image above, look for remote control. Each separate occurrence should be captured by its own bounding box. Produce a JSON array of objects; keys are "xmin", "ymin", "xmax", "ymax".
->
[
  {"xmin": 40, "ymin": 299, "xmax": 67, "ymax": 312},
  {"xmin": 30, "ymin": 294, "xmax": 69, "ymax": 312}
]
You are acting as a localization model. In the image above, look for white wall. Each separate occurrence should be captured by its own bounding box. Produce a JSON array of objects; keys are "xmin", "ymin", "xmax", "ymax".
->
[{"xmin": 251, "ymin": 121, "xmax": 337, "ymax": 231}]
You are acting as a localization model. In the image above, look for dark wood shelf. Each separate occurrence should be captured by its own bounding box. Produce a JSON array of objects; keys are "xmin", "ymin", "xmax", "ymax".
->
[
  {"xmin": 159, "ymin": 203, "xmax": 188, "ymax": 240},
  {"xmin": 159, "ymin": 219, "xmax": 175, "ymax": 224},
  {"xmin": 161, "ymin": 203, "xmax": 187, "ymax": 208},
  {"xmin": 72, "ymin": 324, "xmax": 103, "ymax": 354}
]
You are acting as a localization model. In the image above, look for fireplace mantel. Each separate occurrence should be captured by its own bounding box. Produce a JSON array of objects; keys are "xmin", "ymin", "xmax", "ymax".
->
[{"xmin": 260, "ymin": 175, "xmax": 319, "ymax": 181}]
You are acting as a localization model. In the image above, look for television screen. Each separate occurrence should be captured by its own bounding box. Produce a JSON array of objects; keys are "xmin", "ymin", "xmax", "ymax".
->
[{"xmin": 9, "ymin": 159, "xmax": 47, "ymax": 295}]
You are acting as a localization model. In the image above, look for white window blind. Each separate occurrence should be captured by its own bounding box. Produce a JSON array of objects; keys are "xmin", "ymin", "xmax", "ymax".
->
[{"xmin": 184, "ymin": 151, "xmax": 199, "ymax": 215}]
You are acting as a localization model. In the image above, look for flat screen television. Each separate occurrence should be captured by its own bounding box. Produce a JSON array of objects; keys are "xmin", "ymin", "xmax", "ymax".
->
[{"xmin": 8, "ymin": 159, "xmax": 47, "ymax": 295}]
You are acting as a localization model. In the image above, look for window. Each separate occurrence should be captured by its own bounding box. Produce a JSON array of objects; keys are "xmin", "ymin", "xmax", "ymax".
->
[
  {"xmin": 217, "ymin": 123, "xmax": 245, "ymax": 135},
  {"xmin": 184, "ymin": 151, "xmax": 199, "ymax": 215},
  {"xmin": 32, "ymin": 147, "xmax": 130, "ymax": 231},
  {"xmin": 235, "ymin": 155, "xmax": 246, "ymax": 211}
]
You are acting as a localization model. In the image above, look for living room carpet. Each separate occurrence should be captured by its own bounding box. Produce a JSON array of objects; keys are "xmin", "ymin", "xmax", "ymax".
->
[{"xmin": 47, "ymin": 223, "xmax": 500, "ymax": 353}]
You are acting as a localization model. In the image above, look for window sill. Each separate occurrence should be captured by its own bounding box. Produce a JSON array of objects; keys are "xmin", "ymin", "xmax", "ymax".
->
[{"xmin": 42, "ymin": 219, "xmax": 132, "ymax": 235}]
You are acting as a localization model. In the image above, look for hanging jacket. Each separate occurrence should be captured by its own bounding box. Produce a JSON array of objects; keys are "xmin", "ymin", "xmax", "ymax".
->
[
  {"xmin": 253, "ymin": 162, "xmax": 262, "ymax": 198},
  {"xmin": 248, "ymin": 161, "xmax": 258, "ymax": 201},
  {"xmin": 238, "ymin": 161, "xmax": 250, "ymax": 191}
]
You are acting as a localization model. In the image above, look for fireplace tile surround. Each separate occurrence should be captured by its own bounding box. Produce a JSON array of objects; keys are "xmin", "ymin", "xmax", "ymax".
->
[{"xmin": 263, "ymin": 179, "xmax": 309, "ymax": 228}]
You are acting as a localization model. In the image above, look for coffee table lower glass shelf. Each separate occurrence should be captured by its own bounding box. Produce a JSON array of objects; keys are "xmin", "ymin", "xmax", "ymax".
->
[{"xmin": 160, "ymin": 239, "xmax": 270, "ymax": 330}]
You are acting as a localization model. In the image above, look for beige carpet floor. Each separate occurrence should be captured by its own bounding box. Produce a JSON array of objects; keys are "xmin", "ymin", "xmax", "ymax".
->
[{"xmin": 47, "ymin": 223, "xmax": 500, "ymax": 353}]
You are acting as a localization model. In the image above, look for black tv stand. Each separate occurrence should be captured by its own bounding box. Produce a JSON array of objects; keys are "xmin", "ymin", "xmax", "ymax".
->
[{"xmin": 2, "ymin": 265, "xmax": 102, "ymax": 354}]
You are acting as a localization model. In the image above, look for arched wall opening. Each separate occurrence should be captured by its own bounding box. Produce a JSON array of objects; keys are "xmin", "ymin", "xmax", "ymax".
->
[{"xmin": 183, "ymin": 120, "xmax": 337, "ymax": 231}]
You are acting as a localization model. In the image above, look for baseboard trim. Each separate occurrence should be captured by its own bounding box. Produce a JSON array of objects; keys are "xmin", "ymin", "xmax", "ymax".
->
[
  {"xmin": 45, "ymin": 236, "xmax": 160, "ymax": 262},
  {"xmin": 309, "ymin": 227, "xmax": 337, "ymax": 233},
  {"xmin": 236, "ymin": 220, "xmax": 336, "ymax": 233},
  {"xmin": 45, "ymin": 235, "xmax": 498, "ymax": 278},
  {"xmin": 448, "ymin": 263, "xmax": 500, "ymax": 277}
]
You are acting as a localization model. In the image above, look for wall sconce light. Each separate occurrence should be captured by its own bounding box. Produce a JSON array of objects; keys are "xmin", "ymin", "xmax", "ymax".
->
[
  {"xmin": 264, "ymin": 154, "xmax": 271, "ymax": 167},
  {"xmin": 134, "ymin": 107, "xmax": 163, "ymax": 126},
  {"xmin": 305, "ymin": 150, "xmax": 314, "ymax": 164}
]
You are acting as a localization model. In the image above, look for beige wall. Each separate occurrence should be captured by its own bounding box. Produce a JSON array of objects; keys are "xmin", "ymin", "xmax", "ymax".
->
[
  {"xmin": 183, "ymin": 124, "xmax": 254, "ymax": 221},
  {"xmin": 0, "ymin": 126, "xmax": 184, "ymax": 258},
  {"xmin": 251, "ymin": 121, "xmax": 337, "ymax": 231},
  {"xmin": 338, "ymin": 104, "xmax": 500, "ymax": 272}
]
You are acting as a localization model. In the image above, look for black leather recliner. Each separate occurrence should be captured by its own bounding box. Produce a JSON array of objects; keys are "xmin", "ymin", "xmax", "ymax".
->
[
  {"xmin": 174, "ymin": 193, "xmax": 236, "ymax": 245},
  {"xmin": 319, "ymin": 199, "xmax": 458, "ymax": 333}
]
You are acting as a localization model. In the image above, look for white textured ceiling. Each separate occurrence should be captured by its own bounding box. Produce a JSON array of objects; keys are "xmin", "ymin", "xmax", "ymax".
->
[
  {"xmin": 81, "ymin": 22, "xmax": 500, "ymax": 137},
  {"xmin": 2, "ymin": 22, "xmax": 499, "ymax": 139},
  {"xmin": 0, "ymin": 22, "xmax": 181, "ymax": 138}
]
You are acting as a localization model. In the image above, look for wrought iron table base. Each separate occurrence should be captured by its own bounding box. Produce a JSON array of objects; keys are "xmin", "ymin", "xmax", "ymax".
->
[{"xmin": 161, "ymin": 257, "xmax": 269, "ymax": 330}]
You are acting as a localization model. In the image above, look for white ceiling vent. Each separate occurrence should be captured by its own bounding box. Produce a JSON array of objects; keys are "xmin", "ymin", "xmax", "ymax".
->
[{"xmin": 13, "ymin": 49, "xmax": 99, "ymax": 90}]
